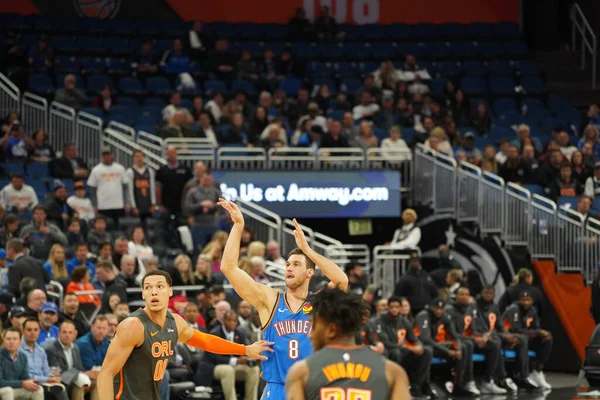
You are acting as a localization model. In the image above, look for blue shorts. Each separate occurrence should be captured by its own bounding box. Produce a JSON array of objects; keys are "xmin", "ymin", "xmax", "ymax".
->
[{"xmin": 261, "ymin": 382, "xmax": 285, "ymax": 400}]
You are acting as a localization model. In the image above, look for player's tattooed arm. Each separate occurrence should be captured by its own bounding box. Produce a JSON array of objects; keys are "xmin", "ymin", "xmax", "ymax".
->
[{"xmin": 285, "ymin": 360, "xmax": 309, "ymax": 399}]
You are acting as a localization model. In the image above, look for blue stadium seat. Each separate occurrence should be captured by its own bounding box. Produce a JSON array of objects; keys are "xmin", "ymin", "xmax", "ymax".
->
[
  {"xmin": 460, "ymin": 76, "xmax": 487, "ymax": 95},
  {"xmin": 28, "ymin": 74, "xmax": 54, "ymax": 95},
  {"xmin": 87, "ymin": 74, "xmax": 113, "ymax": 93},
  {"xmin": 311, "ymin": 78, "xmax": 337, "ymax": 94},
  {"xmin": 55, "ymin": 56, "xmax": 81, "ymax": 73},
  {"xmin": 437, "ymin": 61, "xmax": 460, "ymax": 77},
  {"xmin": 401, "ymin": 128, "xmax": 416, "ymax": 142},
  {"xmin": 2, "ymin": 163, "xmax": 25, "ymax": 176},
  {"xmin": 204, "ymin": 80, "xmax": 227, "ymax": 95},
  {"xmin": 106, "ymin": 58, "xmax": 129, "ymax": 74},
  {"xmin": 231, "ymin": 80, "xmax": 257, "ymax": 94},
  {"xmin": 518, "ymin": 59, "xmax": 541, "ymax": 76},
  {"xmin": 327, "ymin": 111, "xmax": 344, "ymax": 121},
  {"xmin": 136, "ymin": 114, "xmax": 159, "ymax": 126},
  {"xmin": 362, "ymin": 25, "xmax": 386, "ymax": 40},
  {"xmin": 340, "ymin": 78, "xmax": 362, "ymax": 94},
  {"xmin": 523, "ymin": 184, "xmax": 545, "ymax": 196},
  {"xmin": 119, "ymin": 77, "xmax": 144, "ymax": 95},
  {"xmin": 78, "ymin": 37, "xmax": 104, "ymax": 54},
  {"xmin": 291, "ymin": 42, "xmax": 315, "ymax": 58},
  {"xmin": 494, "ymin": 98, "xmax": 518, "ymax": 115},
  {"xmin": 478, "ymin": 41, "xmax": 504, "ymax": 58},
  {"xmin": 558, "ymin": 196, "xmax": 579, "ymax": 209},
  {"xmin": 373, "ymin": 128, "xmax": 387, "ymax": 142},
  {"xmin": 52, "ymin": 36, "xmax": 78, "ymax": 52},
  {"xmin": 503, "ymin": 350, "xmax": 536, "ymax": 359},
  {"xmin": 449, "ymin": 41, "xmax": 477, "ymax": 58},
  {"xmin": 279, "ymin": 78, "xmax": 302, "ymax": 97},
  {"xmin": 462, "ymin": 60, "xmax": 486, "ymax": 76},
  {"xmin": 422, "ymin": 42, "xmax": 449, "ymax": 59},
  {"xmin": 494, "ymin": 22, "xmax": 520, "ymax": 39},
  {"xmin": 30, "ymin": 180, "xmax": 48, "ymax": 197},
  {"xmin": 80, "ymin": 107, "xmax": 105, "ymax": 119},
  {"xmin": 81, "ymin": 57, "xmax": 106, "ymax": 73},
  {"xmin": 411, "ymin": 23, "xmax": 439, "ymax": 40},
  {"xmin": 429, "ymin": 78, "xmax": 446, "ymax": 94},
  {"xmin": 504, "ymin": 41, "xmax": 529, "ymax": 57},
  {"xmin": 521, "ymin": 76, "xmax": 545, "ymax": 94},
  {"xmin": 117, "ymin": 97, "xmax": 140, "ymax": 111},
  {"xmin": 488, "ymin": 60, "xmax": 513, "ymax": 75},
  {"xmin": 468, "ymin": 23, "xmax": 494, "ymax": 38},
  {"xmin": 384, "ymin": 24, "xmax": 410, "ymax": 40},
  {"xmin": 521, "ymin": 98, "xmax": 545, "ymax": 111},
  {"xmin": 335, "ymin": 62, "xmax": 361, "ymax": 78},
  {"xmin": 143, "ymin": 97, "xmax": 166, "ymax": 108},
  {"xmin": 548, "ymin": 97, "xmax": 572, "ymax": 115},
  {"xmin": 146, "ymin": 77, "xmax": 172, "ymax": 95},
  {"xmin": 343, "ymin": 43, "xmax": 372, "ymax": 59},
  {"xmin": 308, "ymin": 62, "xmax": 334, "ymax": 78},
  {"xmin": 136, "ymin": 125, "xmax": 157, "ymax": 135},
  {"xmin": 440, "ymin": 23, "xmax": 468, "ymax": 39},
  {"xmin": 489, "ymin": 76, "xmax": 516, "ymax": 95},
  {"xmin": 371, "ymin": 43, "xmax": 399, "ymax": 59},
  {"xmin": 317, "ymin": 43, "xmax": 343, "ymax": 59}
]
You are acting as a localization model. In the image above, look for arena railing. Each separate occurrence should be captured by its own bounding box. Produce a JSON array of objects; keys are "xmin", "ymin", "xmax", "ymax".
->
[
  {"xmin": 365, "ymin": 148, "xmax": 412, "ymax": 193},
  {"xmin": 267, "ymin": 147, "xmax": 317, "ymax": 170},
  {"xmin": 217, "ymin": 147, "xmax": 267, "ymax": 170},
  {"xmin": 371, "ymin": 247, "xmax": 410, "ymax": 298},
  {"xmin": 0, "ymin": 73, "xmax": 20, "ymax": 120},
  {"xmin": 48, "ymin": 101, "xmax": 76, "ymax": 155},
  {"xmin": 413, "ymin": 145, "xmax": 600, "ymax": 284},
  {"xmin": 162, "ymin": 138, "xmax": 217, "ymax": 169},
  {"xmin": 571, "ymin": 2, "xmax": 597, "ymax": 89},
  {"xmin": 236, "ymin": 197, "xmax": 282, "ymax": 245},
  {"xmin": 104, "ymin": 127, "xmax": 140, "ymax": 169},
  {"xmin": 318, "ymin": 148, "xmax": 365, "ymax": 170},
  {"xmin": 76, "ymin": 112, "xmax": 103, "ymax": 166},
  {"xmin": 137, "ymin": 130, "xmax": 168, "ymax": 170},
  {"xmin": 21, "ymin": 92, "xmax": 47, "ymax": 134}
]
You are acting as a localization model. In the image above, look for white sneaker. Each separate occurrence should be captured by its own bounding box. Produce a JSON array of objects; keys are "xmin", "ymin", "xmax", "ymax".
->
[
  {"xmin": 444, "ymin": 381, "xmax": 454, "ymax": 394},
  {"xmin": 482, "ymin": 380, "xmax": 508, "ymax": 394},
  {"xmin": 528, "ymin": 371, "xmax": 551, "ymax": 389},
  {"xmin": 504, "ymin": 377, "xmax": 519, "ymax": 392},
  {"xmin": 465, "ymin": 381, "xmax": 481, "ymax": 395},
  {"xmin": 536, "ymin": 371, "xmax": 552, "ymax": 390}
]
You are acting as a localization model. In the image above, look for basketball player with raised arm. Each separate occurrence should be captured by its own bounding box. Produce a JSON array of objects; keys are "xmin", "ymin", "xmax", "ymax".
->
[
  {"xmin": 96, "ymin": 270, "xmax": 273, "ymax": 400},
  {"xmin": 218, "ymin": 199, "xmax": 349, "ymax": 400},
  {"xmin": 286, "ymin": 287, "xmax": 410, "ymax": 399}
]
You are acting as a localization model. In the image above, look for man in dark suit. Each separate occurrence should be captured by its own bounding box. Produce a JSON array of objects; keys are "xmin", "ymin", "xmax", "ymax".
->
[
  {"xmin": 45, "ymin": 320, "xmax": 99, "ymax": 400},
  {"xmin": 6, "ymin": 238, "xmax": 49, "ymax": 298},
  {"xmin": 194, "ymin": 310, "xmax": 260, "ymax": 399},
  {"xmin": 49, "ymin": 143, "xmax": 88, "ymax": 180}
]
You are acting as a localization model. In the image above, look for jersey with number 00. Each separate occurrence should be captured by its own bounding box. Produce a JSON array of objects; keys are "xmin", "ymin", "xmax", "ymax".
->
[
  {"xmin": 262, "ymin": 292, "xmax": 313, "ymax": 384},
  {"xmin": 113, "ymin": 308, "xmax": 178, "ymax": 400}
]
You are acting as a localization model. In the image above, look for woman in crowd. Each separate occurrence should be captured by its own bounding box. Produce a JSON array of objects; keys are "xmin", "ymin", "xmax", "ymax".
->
[
  {"xmin": 43, "ymin": 244, "xmax": 68, "ymax": 281},
  {"xmin": 66, "ymin": 265, "xmax": 101, "ymax": 308}
]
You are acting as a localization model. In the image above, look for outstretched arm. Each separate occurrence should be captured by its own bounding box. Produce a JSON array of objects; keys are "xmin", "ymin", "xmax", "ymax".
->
[
  {"xmin": 292, "ymin": 218, "xmax": 348, "ymax": 291},
  {"xmin": 218, "ymin": 199, "xmax": 278, "ymax": 312},
  {"xmin": 97, "ymin": 318, "xmax": 144, "ymax": 400},
  {"xmin": 285, "ymin": 360, "xmax": 309, "ymax": 400},
  {"xmin": 386, "ymin": 360, "xmax": 411, "ymax": 399},
  {"xmin": 174, "ymin": 313, "xmax": 273, "ymax": 360}
]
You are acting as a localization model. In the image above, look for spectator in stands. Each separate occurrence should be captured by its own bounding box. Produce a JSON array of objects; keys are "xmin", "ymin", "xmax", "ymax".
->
[
  {"xmin": 112, "ymin": 237, "xmax": 129, "ymax": 270},
  {"xmin": 549, "ymin": 162, "xmax": 583, "ymax": 201},
  {"xmin": 50, "ymin": 143, "xmax": 88, "ymax": 180},
  {"xmin": 265, "ymin": 240, "xmax": 285, "ymax": 265},
  {"xmin": 160, "ymin": 38, "xmax": 190, "ymax": 75},
  {"xmin": 579, "ymin": 124, "xmax": 600, "ymax": 156},
  {"xmin": 395, "ymin": 98, "xmax": 415, "ymax": 129},
  {"xmin": 584, "ymin": 161, "xmax": 600, "ymax": 198},
  {"xmin": 95, "ymin": 242, "xmax": 112, "ymax": 266},
  {"xmin": 340, "ymin": 112, "xmax": 358, "ymax": 141},
  {"xmin": 236, "ymin": 301, "xmax": 252, "ymax": 327},
  {"xmin": 584, "ymin": 104, "xmax": 600, "ymax": 129},
  {"xmin": 66, "ymin": 181, "xmax": 94, "ymax": 224},
  {"xmin": 539, "ymin": 148, "xmax": 564, "ymax": 189},
  {"xmin": 0, "ymin": 214, "xmax": 19, "ymax": 248},
  {"xmin": 210, "ymin": 39, "xmax": 236, "ymax": 81},
  {"xmin": 58, "ymin": 293, "xmax": 89, "ymax": 338},
  {"xmin": 193, "ymin": 254, "xmax": 215, "ymax": 288},
  {"xmin": 333, "ymin": 91, "xmax": 352, "ymax": 112},
  {"xmin": 512, "ymin": 124, "xmax": 542, "ymax": 152},
  {"xmin": 354, "ymin": 121, "xmax": 378, "ymax": 150},
  {"xmin": 28, "ymin": 35, "xmax": 54, "ymax": 72},
  {"xmin": 240, "ymin": 307, "xmax": 262, "ymax": 344},
  {"xmin": 86, "ymin": 216, "xmax": 110, "ymax": 254},
  {"xmin": 287, "ymin": 7, "xmax": 313, "ymax": 40},
  {"xmin": 314, "ymin": 84, "xmax": 331, "ymax": 113},
  {"xmin": 571, "ymin": 151, "xmax": 591, "ymax": 184},
  {"xmin": 429, "ymin": 245, "xmax": 461, "ymax": 288},
  {"xmin": 55, "ymin": 74, "xmax": 87, "ymax": 111},
  {"xmin": 161, "ymin": 91, "xmax": 192, "ymax": 123},
  {"xmin": 66, "ymin": 242, "xmax": 94, "ymax": 276},
  {"xmin": 75, "ymin": 315, "xmax": 109, "ymax": 371},
  {"xmin": 443, "ymin": 269, "xmax": 463, "ymax": 301},
  {"xmin": 297, "ymin": 124, "xmax": 323, "ymax": 149},
  {"xmin": 20, "ymin": 205, "xmax": 67, "ymax": 259},
  {"xmin": 28, "ymin": 128, "xmax": 54, "ymax": 163},
  {"xmin": 260, "ymin": 124, "xmax": 285, "ymax": 150},
  {"xmin": 92, "ymin": 85, "xmax": 115, "ymax": 115},
  {"xmin": 314, "ymin": 5, "xmax": 342, "ymax": 41},
  {"xmin": 320, "ymin": 120, "xmax": 349, "ymax": 148},
  {"xmin": 374, "ymin": 62, "xmax": 401, "ymax": 90},
  {"xmin": 556, "ymin": 131, "xmax": 577, "ymax": 161},
  {"xmin": 390, "ymin": 208, "xmax": 421, "ymax": 250},
  {"xmin": 161, "ymin": 111, "xmax": 196, "ymax": 139},
  {"xmin": 221, "ymin": 113, "xmax": 250, "ymax": 146},
  {"xmin": 480, "ymin": 145, "xmax": 498, "ymax": 173},
  {"xmin": 499, "ymin": 268, "xmax": 543, "ymax": 316},
  {"xmin": 196, "ymin": 111, "xmax": 218, "ymax": 147},
  {"xmin": 21, "ymin": 317, "xmax": 69, "ymax": 399},
  {"xmin": 249, "ymin": 256, "xmax": 270, "ymax": 285},
  {"xmin": 376, "ymin": 90, "xmax": 396, "ymax": 130},
  {"xmin": 424, "ymin": 127, "xmax": 452, "ymax": 157},
  {"xmin": 131, "ymin": 41, "xmax": 158, "ymax": 78},
  {"xmin": 8, "ymin": 305, "xmax": 27, "ymax": 330},
  {"xmin": 298, "ymin": 101, "xmax": 328, "ymax": 133},
  {"xmin": 66, "ymin": 266, "xmax": 101, "ymax": 309},
  {"xmin": 205, "ymin": 92, "xmax": 225, "ymax": 125},
  {"xmin": 352, "ymin": 91, "xmax": 380, "ymax": 121},
  {"xmin": 184, "ymin": 171, "xmax": 221, "ymax": 253},
  {"xmin": 454, "ymin": 132, "xmax": 482, "ymax": 164},
  {"xmin": 23, "ymin": 289, "xmax": 46, "ymax": 318},
  {"xmin": 0, "ymin": 327, "xmax": 45, "ymax": 400},
  {"xmin": 168, "ymin": 254, "xmax": 197, "ymax": 289},
  {"xmin": 190, "ymin": 96, "xmax": 204, "ymax": 122},
  {"xmin": 197, "ymin": 310, "xmax": 260, "ymax": 398},
  {"xmin": 186, "ymin": 21, "xmax": 210, "ymax": 61},
  {"xmin": 470, "ymin": 102, "xmax": 491, "ymax": 136},
  {"xmin": 0, "ymin": 251, "xmax": 9, "ymax": 293},
  {"xmin": 236, "ymin": 50, "xmax": 261, "ymax": 83},
  {"xmin": 499, "ymin": 145, "xmax": 529, "ymax": 184},
  {"xmin": 393, "ymin": 253, "xmax": 437, "ymax": 314},
  {"xmin": 37, "ymin": 302, "xmax": 59, "ymax": 345},
  {"xmin": 408, "ymin": 75, "xmax": 429, "ymax": 96},
  {"xmin": 118, "ymin": 255, "xmax": 142, "ymax": 296},
  {"xmin": 374, "ymin": 296, "xmax": 434, "ymax": 398},
  {"xmin": 447, "ymin": 287, "xmax": 506, "ymax": 394},
  {"xmin": 209, "ymin": 300, "xmax": 231, "ymax": 331},
  {"xmin": 45, "ymin": 320, "xmax": 98, "ymax": 400},
  {"xmin": 410, "ymin": 117, "xmax": 434, "ymax": 149},
  {"xmin": 127, "ymin": 226, "xmax": 153, "ymax": 268},
  {"xmin": 345, "ymin": 263, "xmax": 366, "ymax": 295},
  {"xmin": 44, "ymin": 181, "xmax": 74, "ymax": 230},
  {"xmin": 503, "ymin": 291, "xmax": 553, "ymax": 389},
  {"xmin": 0, "ymin": 174, "xmax": 38, "ymax": 215},
  {"xmin": 94, "ymin": 260, "xmax": 127, "ymax": 313},
  {"xmin": 65, "ymin": 218, "xmax": 84, "ymax": 250},
  {"xmin": 43, "ymin": 244, "xmax": 68, "ymax": 281},
  {"xmin": 357, "ymin": 75, "xmax": 381, "ymax": 101},
  {"xmin": 88, "ymin": 147, "xmax": 129, "ymax": 227},
  {"xmin": 249, "ymin": 107, "xmax": 269, "ymax": 145}
]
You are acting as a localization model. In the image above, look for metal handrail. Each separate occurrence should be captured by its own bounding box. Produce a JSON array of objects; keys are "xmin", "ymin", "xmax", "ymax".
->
[{"xmin": 571, "ymin": 3, "xmax": 597, "ymax": 89}]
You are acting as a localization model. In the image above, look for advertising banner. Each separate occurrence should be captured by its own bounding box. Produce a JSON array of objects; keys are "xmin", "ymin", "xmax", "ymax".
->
[{"xmin": 213, "ymin": 171, "xmax": 401, "ymax": 218}]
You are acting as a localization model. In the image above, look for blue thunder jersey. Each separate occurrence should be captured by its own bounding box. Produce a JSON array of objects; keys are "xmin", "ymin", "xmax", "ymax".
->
[{"xmin": 261, "ymin": 292, "xmax": 313, "ymax": 384}]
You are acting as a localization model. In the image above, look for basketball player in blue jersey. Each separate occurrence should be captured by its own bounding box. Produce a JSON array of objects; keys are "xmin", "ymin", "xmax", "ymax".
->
[{"xmin": 218, "ymin": 199, "xmax": 349, "ymax": 400}]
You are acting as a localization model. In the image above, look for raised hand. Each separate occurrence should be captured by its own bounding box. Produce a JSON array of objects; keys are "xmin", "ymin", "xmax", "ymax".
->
[
  {"xmin": 245, "ymin": 340, "xmax": 274, "ymax": 360},
  {"xmin": 217, "ymin": 198, "xmax": 244, "ymax": 225},
  {"xmin": 292, "ymin": 218, "xmax": 310, "ymax": 252}
]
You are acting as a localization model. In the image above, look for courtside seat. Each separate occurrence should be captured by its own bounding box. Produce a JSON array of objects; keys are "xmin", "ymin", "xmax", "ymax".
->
[{"xmin": 503, "ymin": 350, "xmax": 537, "ymax": 359}]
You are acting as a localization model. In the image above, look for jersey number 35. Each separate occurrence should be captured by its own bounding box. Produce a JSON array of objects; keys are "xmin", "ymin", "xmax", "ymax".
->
[{"xmin": 320, "ymin": 387, "xmax": 372, "ymax": 400}]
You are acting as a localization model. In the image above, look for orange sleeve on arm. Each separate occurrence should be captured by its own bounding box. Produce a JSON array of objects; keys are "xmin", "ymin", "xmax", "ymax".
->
[{"xmin": 185, "ymin": 329, "xmax": 247, "ymax": 356}]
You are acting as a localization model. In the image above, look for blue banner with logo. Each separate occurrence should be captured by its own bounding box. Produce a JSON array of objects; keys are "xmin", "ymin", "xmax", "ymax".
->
[{"xmin": 213, "ymin": 171, "xmax": 401, "ymax": 218}]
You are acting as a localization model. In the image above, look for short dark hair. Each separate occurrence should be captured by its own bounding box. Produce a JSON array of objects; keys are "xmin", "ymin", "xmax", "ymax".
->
[
  {"xmin": 142, "ymin": 270, "xmax": 173, "ymax": 287},
  {"xmin": 94, "ymin": 215, "xmax": 107, "ymax": 224},
  {"xmin": 387, "ymin": 296, "xmax": 402, "ymax": 306},
  {"xmin": 63, "ymin": 292, "xmax": 78, "ymax": 300},
  {"xmin": 6, "ymin": 238, "xmax": 22, "ymax": 253},
  {"xmin": 3, "ymin": 327, "xmax": 22, "ymax": 338},
  {"xmin": 92, "ymin": 314, "xmax": 108, "ymax": 325},
  {"xmin": 287, "ymin": 248, "xmax": 315, "ymax": 270},
  {"xmin": 22, "ymin": 317, "xmax": 40, "ymax": 330},
  {"xmin": 309, "ymin": 287, "xmax": 367, "ymax": 336},
  {"xmin": 68, "ymin": 218, "xmax": 80, "ymax": 227},
  {"xmin": 59, "ymin": 319, "xmax": 77, "ymax": 330},
  {"xmin": 457, "ymin": 286, "xmax": 470, "ymax": 294},
  {"xmin": 71, "ymin": 265, "xmax": 89, "ymax": 282},
  {"xmin": 224, "ymin": 310, "xmax": 238, "ymax": 319},
  {"xmin": 75, "ymin": 242, "xmax": 88, "ymax": 251},
  {"xmin": 98, "ymin": 242, "xmax": 112, "ymax": 251},
  {"xmin": 32, "ymin": 205, "xmax": 45, "ymax": 214},
  {"xmin": 4, "ymin": 215, "xmax": 18, "ymax": 227},
  {"xmin": 96, "ymin": 259, "xmax": 114, "ymax": 271}
]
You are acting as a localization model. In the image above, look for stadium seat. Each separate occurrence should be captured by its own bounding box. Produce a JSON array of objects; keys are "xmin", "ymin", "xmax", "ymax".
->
[
  {"xmin": 80, "ymin": 57, "xmax": 106, "ymax": 73},
  {"xmin": 117, "ymin": 97, "xmax": 140, "ymax": 111},
  {"xmin": 462, "ymin": 60, "xmax": 486, "ymax": 76},
  {"xmin": 488, "ymin": 60, "xmax": 513, "ymax": 76},
  {"xmin": 504, "ymin": 41, "xmax": 529, "ymax": 58},
  {"xmin": 54, "ymin": 56, "xmax": 81, "ymax": 73},
  {"xmin": 519, "ymin": 59, "xmax": 541, "ymax": 76},
  {"xmin": 52, "ymin": 36, "xmax": 78, "ymax": 52},
  {"xmin": 523, "ymin": 184, "xmax": 545, "ymax": 196},
  {"xmin": 106, "ymin": 58, "xmax": 129, "ymax": 74},
  {"xmin": 78, "ymin": 37, "xmax": 104, "ymax": 55},
  {"xmin": 29, "ymin": 180, "xmax": 48, "ymax": 197},
  {"xmin": 558, "ymin": 196, "xmax": 579, "ymax": 209},
  {"xmin": 231, "ymin": 80, "xmax": 257, "ymax": 94},
  {"xmin": 103, "ymin": 37, "xmax": 130, "ymax": 56},
  {"xmin": 28, "ymin": 73, "xmax": 54, "ymax": 94},
  {"xmin": 489, "ymin": 76, "xmax": 516, "ymax": 95},
  {"xmin": 494, "ymin": 98, "xmax": 518, "ymax": 115},
  {"xmin": 80, "ymin": 107, "xmax": 105, "ymax": 119},
  {"xmin": 204, "ymin": 80, "xmax": 227, "ymax": 95},
  {"xmin": 279, "ymin": 78, "xmax": 302, "ymax": 97},
  {"xmin": 2, "ymin": 163, "xmax": 25, "ymax": 176},
  {"xmin": 146, "ymin": 77, "xmax": 173, "ymax": 95},
  {"xmin": 460, "ymin": 76, "xmax": 487, "ymax": 95},
  {"xmin": 119, "ymin": 77, "xmax": 144, "ymax": 95},
  {"xmin": 521, "ymin": 76, "xmax": 545, "ymax": 95},
  {"xmin": 87, "ymin": 74, "xmax": 113, "ymax": 93},
  {"xmin": 478, "ymin": 41, "xmax": 504, "ymax": 58}
]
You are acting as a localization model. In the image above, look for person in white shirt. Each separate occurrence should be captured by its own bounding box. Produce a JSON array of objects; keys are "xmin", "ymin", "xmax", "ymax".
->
[
  {"xmin": 296, "ymin": 102, "xmax": 328, "ymax": 133},
  {"xmin": 389, "ymin": 208, "xmax": 421, "ymax": 251},
  {"xmin": 381, "ymin": 126, "xmax": 411, "ymax": 162},
  {"xmin": 127, "ymin": 226, "xmax": 153, "ymax": 273},
  {"xmin": 161, "ymin": 91, "xmax": 193, "ymax": 123},
  {"xmin": 407, "ymin": 75, "xmax": 430, "ymax": 95},
  {"xmin": 584, "ymin": 162, "xmax": 600, "ymax": 198},
  {"xmin": 0, "ymin": 174, "xmax": 38, "ymax": 215},
  {"xmin": 424, "ymin": 127, "xmax": 453, "ymax": 157},
  {"xmin": 352, "ymin": 91, "xmax": 380, "ymax": 121},
  {"xmin": 86, "ymin": 147, "xmax": 129, "ymax": 227},
  {"xmin": 205, "ymin": 92, "xmax": 225, "ymax": 124},
  {"xmin": 198, "ymin": 111, "xmax": 219, "ymax": 147},
  {"xmin": 495, "ymin": 138, "xmax": 510, "ymax": 166},
  {"xmin": 557, "ymin": 130, "xmax": 578, "ymax": 160},
  {"xmin": 66, "ymin": 181, "xmax": 95, "ymax": 223}
]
